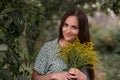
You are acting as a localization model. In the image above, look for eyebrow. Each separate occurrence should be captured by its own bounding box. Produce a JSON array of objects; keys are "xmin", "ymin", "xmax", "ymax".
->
[
  {"xmin": 64, "ymin": 22, "xmax": 68, "ymax": 25},
  {"xmin": 64, "ymin": 22, "xmax": 78, "ymax": 26},
  {"xmin": 72, "ymin": 25, "xmax": 79, "ymax": 28}
]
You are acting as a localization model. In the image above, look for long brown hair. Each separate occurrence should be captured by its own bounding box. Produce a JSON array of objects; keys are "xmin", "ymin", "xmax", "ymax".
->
[
  {"xmin": 59, "ymin": 8, "xmax": 95, "ymax": 80},
  {"xmin": 59, "ymin": 8, "xmax": 90, "ymax": 43}
]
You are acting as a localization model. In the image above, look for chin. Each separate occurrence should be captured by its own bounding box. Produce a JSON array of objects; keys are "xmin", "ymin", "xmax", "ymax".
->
[{"xmin": 64, "ymin": 38, "xmax": 74, "ymax": 42}]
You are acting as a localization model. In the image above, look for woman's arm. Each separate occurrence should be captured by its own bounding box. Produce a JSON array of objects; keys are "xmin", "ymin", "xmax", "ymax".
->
[
  {"xmin": 31, "ymin": 70, "xmax": 53, "ymax": 80},
  {"xmin": 31, "ymin": 70, "xmax": 73, "ymax": 80}
]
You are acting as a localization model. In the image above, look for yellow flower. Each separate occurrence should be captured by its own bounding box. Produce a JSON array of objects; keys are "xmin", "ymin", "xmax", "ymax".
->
[{"xmin": 58, "ymin": 38, "xmax": 100, "ymax": 70}]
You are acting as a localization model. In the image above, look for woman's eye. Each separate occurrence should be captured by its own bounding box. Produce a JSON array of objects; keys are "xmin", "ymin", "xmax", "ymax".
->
[
  {"xmin": 64, "ymin": 23, "xmax": 68, "ymax": 27},
  {"xmin": 72, "ymin": 26, "xmax": 78, "ymax": 29}
]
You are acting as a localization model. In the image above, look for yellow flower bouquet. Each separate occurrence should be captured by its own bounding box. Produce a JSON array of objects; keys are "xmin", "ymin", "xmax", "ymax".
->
[{"xmin": 58, "ymin": 38, "xmax": 99, "ymax": 70}]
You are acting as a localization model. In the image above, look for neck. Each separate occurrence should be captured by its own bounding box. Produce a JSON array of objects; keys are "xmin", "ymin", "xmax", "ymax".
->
[{"xmin": 58, "ymin": 38, "xmax": 68, "ymax": 47}]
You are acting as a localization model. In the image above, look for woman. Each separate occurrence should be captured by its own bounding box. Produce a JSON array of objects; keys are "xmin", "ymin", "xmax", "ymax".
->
[{"xmin": 32, "ymin": 8, "xmax": 95, "ymax": 80}]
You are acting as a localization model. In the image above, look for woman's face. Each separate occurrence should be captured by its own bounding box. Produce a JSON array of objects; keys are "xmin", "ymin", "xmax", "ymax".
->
[{"xmin": 62, "ymin": 16, "xmax": 79, "ymax": 42}]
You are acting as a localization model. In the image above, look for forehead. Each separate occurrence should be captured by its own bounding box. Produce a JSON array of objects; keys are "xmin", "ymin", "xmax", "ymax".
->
[{"xmin": 65, "ymin": 16, "xmax": 78, "ymax": 25}]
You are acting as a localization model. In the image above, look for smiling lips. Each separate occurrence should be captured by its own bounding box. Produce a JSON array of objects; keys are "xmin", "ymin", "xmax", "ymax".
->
[{"xmin": 64, "ymin": 33, "xmax": 74, "ymax": 38}]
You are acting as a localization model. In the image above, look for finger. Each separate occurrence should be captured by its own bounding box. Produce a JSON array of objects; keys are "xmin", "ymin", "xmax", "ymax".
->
[
  {"xmin": 69, "ymin": 68, "xmax": 75, "ymax": 72},
  {"xmin": 67, "ymin": 75, "xmax": 73, "ymax": 80},
  {"xmin": 64, "ymin": 72, "xmax": 72, "ymax": 76},
  {"xmin": 67, "ymin": 77, "xmax": 72, "ymax": 80},
  {"xmin": 64, "ymin": 72, "xmax": 74, "ymax": 80},
  {"xmin": 70, "ymin": 75, "xmax": 84, "ymax": 80},
  {"xmin": 69, "ymin": 68, "xmax": 76, "ymax": 74},
  {"xmin": 71, "ymin": 68, "xmax": 84, "ymax": 75},
  {"xmin": 69, "ymin": 75, "xmax": 77, "ymax": 79},
  {"xmin": 67, "ymin": 78, "xmax": 72, "ymax": 80}
]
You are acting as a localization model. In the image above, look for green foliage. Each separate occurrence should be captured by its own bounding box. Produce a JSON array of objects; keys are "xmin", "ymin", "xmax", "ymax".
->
[
  {"xmin": 101, "ymin": 0, "xmax": 120, "ymax": 16},
  {"xmin": 0, "ymin": 0, "xmax": 44, "ymax": 79},
  {"xmin": 24, "ymin": 0, "xmax": 45, "ymax": 56},
  {"xmin": 90, "ymin": 25, "xmax": 120, "ymax": 54},
  {"xmin": 99, "ymin": 53, "xmax": 120, "ymax": 80}
]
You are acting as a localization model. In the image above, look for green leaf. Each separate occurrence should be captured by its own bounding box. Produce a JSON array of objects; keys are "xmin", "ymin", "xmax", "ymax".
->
[
  {"xmin": 0, "ymin": 8, "xmax": 15, "ymax": 15},
  {"xmin": 17, "ymin": 75, "xmax": 29, "ymax": 80},
  {"xmin": 0, "ymin": 69, "xmax": 13, "ymax": 80}
]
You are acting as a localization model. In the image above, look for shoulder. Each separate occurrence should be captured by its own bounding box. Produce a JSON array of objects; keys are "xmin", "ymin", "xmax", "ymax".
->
[
  {"xmin": 43, "ymin": 38, "xmax": 59, "ymax": 48},
  {"xmin": 39, "ymin": 38, "xmax": 59, "ymax": 56},
  {"xmin": 40, "ymin": 38, "xmax": 59, "ymax": 52}
]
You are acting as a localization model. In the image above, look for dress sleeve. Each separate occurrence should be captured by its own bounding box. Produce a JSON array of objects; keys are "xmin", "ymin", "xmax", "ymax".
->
[{"xmin": 33, "ymin": 43, "xmax": 48, "ymax": 74}]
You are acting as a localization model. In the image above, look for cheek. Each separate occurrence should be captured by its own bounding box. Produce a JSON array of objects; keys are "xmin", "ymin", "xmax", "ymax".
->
[
  {"xmin": 73, "ymin": 30, "xmax": 79, "ymax": 35},
  {"xmin": 62, "ymin": 27, "xmax": 66, "ymax": 32}
]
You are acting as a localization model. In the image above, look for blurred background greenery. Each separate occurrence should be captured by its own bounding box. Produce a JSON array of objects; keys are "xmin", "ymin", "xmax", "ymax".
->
[{"xmin": 0, "ymin": 0, "xmax": 120, "ymax": 80}]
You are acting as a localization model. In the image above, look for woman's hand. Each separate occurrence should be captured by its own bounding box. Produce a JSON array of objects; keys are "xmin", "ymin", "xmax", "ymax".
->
[
  {"xmin": 50, "ymin": 71, "xmax": 72, "ymax": 80},
  {"xmin": 68, "ymin": 68, "xmax": 87, "ymax": 80}
]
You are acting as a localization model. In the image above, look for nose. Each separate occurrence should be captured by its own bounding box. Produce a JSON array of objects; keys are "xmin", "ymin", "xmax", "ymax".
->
[{"xmin": 66, "ymin": 27, "xmax": 72, "ymax": 33}]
